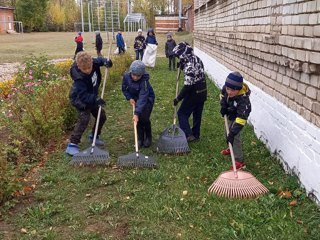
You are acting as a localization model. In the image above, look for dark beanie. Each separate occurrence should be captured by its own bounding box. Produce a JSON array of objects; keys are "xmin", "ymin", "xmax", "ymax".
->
[{"xmin": 225, "ymin": 72, "xmax": 243, "ymax": 90}]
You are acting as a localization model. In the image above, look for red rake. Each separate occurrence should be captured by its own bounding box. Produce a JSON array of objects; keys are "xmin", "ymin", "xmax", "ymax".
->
[{"xmin": 208, "ymin": 115, "xmax": 268, "ymax": 198}]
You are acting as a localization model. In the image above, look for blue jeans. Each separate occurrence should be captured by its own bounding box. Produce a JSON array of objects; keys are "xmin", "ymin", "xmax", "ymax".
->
[
  {"xmin": 178, "ymin": 100, "xmax": 205, "ymax": 139},
  {"xmin": 135, "ymin": 49, "xmax": 144, "ymax": 60}
]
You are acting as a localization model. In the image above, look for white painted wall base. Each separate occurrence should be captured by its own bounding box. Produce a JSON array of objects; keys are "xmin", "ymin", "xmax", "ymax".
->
[{"xmin": 195, "ymin": 48, "xmax": 320, "ymax": 203}]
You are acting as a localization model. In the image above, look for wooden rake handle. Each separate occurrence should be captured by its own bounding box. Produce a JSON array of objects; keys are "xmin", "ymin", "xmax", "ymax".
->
[
  {"xmin": 173, "ymin": 68, "xmax": 182, "ymax": 125},
  {"xmin": 224, "ymin": 115, "xmax": 238, "ymax": 177},
  {"xmin": 91, "ymin": 42, "xmax": 113, "ymax": 151},
  {"xmin": 133, "ymin": 105, "xmax": 139, "ymax": 155}
]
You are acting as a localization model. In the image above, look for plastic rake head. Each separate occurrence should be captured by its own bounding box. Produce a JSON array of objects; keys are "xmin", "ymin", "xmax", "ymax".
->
[
  {"xmin": 157, "ymin": 124, "xmax": 190, "ymax": 154},
  {"xmin": 208, "ymin": 170, "xmax": 269, "ymax": 199},
  {"xmin": 117, "ymin": 152, "xmax": 157, "ymax": 169},
  {"xmin": 70, "ymin": 146, "xmax": 110, "ymax": 166}
]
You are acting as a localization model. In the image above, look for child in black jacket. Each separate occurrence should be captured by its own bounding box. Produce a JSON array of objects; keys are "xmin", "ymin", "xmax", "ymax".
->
[
  {"xmin": 66, "ymin": 52, "xmax": 112, "ymax": 156},
  {"xmin": 95, "ymin": 31, "xmax": 103, "ymax": 57},
  {"xmin": 134, "ymin": 29, "xmax": 146, "ymax": 60},
  {"xmin": 122, "ymin": 60, "xmax": 155, "ymax": 148},
  {"xmin": 165, "ymin": 33, "xmax": 177, "ymax": 70},
  {"xmin": 220, "ymin": 72, "xmax": 251, "ymax": 170},
  {"xmin": 172, "ymin": 42, "xmax": 207, "ymax": 142}
]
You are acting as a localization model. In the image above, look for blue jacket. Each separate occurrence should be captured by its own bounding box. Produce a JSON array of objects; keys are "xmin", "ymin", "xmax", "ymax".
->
[
  {"xmin": 146, "ymin": 35, "xmax": 157, "ymax": 45},
  {"xmin": 116, "ymin": 33, "xmax": 125, "ymax": 48},
  {"xmin": 122, "ymin": 72, "xmax": 155, "ymax": 115},
  {"xmin": 69, "ymin": 57, "xmax": 109, "ymax": 110}
]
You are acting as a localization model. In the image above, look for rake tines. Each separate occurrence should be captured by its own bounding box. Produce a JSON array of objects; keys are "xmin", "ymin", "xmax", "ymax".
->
[
  {"xmin": 117, "ymin": 152, "xmax": 157, "ymax": 169},
  {"xmin": 208, "ymin": 170, "xmax": 269, "ymax": 198},
  {"xmin": 70, "ymin": 146, "xmax": 110, "ymax": 166},
  {"xmin": 157, "ymin": 124, "xmax": 190, "ymax": 154}
]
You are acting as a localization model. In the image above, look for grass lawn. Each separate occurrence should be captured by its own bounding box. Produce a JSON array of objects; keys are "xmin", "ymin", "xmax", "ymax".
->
[
  {"xmin": 0, "ymin": 56, "xmax": 319, "ymax": 239},
  {"xmin": 0, "ymin": 31, "xmax": 193, "ymax": 63}
]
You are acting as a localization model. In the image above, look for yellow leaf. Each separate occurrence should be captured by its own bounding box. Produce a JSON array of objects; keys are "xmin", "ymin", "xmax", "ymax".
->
[{"xmin": 289, "ymin": 200, "xmax": 298, "ymax": 206}]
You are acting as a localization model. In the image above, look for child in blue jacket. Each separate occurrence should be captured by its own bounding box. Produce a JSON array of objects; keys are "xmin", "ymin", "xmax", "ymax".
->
[
  {"xmin": 66, "ymin": 52, "xmax": 113, "ymax": 156},
  {"xmin": 122, "ymin": 60, "xmax": 155, "ymax": 147},
  {"xmin": 116, "ymin": 30, "xmax": 125, "ymax": 54}
]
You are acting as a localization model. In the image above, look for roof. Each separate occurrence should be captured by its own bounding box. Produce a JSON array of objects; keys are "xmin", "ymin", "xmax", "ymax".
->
[
  {"xmin": 0, "ymin": 6, "xmax": 14, "ymax": 10},
  {"xmin": 124, "ymin": 13, "xmax": 146, "ymax": 23}
]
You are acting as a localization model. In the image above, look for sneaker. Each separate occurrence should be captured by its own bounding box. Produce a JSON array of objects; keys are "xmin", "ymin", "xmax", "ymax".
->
[
  {"xmin": 66, "ymin": 143, "xmax": 79, "ymax": 156},
  {"xmin": 230, "ymin": 161, "xmax": 246, "ymax": 170},
  {"xmin": 88, "ymin": 134, "xmax": 105, "ymax": 146},
  {"xmin": 220, "ymin": 148, "xmax": 230, "ymax": 155}
]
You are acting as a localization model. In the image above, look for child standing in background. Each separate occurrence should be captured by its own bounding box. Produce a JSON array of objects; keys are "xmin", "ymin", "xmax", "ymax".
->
[
  {"xmin": 74, "ymin": 32, "xmax": 84, "ymax": 59},
  {"xmin": 116, "ymin": 30, "xmax": 125, "ymax": 54},
  {"xmin": 165, "ymin": 33, "xmax": 177, "ymax": 70},
  {"xmin": 95, "ymin": 31, "xmax": 103, "ymax": 57},
  {"xmin": 134, "ymin": 29, "xmax": 146, "ymax": 60}
]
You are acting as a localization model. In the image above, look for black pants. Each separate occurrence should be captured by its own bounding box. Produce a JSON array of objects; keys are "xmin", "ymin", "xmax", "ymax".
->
[
  {"xmin": 70, "ymin": 106, "xmax": 106, "ymax": 144},
  {"xmin": 118, "ymin": 46, "xmax": 125, "ymax": 54},
  {"xmin": 168, "ymin": 56, "xmax": 176, "ymax": 70},
  {"xmin": 137, "ymin": 103, "xmax": 153, "ymax": 141},
  {"xmin": 177, "ymin": 100, "xmax": 205, "ymax": 139}
]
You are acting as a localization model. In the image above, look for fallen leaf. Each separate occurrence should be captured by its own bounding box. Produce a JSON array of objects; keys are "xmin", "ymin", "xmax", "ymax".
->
[
  {"xmin": 182, "ymin": 190, "xmax": 188, "ymax": 196},
  {"xmin": 251, "ymin": 141, "xmax": 257, "ymax": 145},
  {"xmin": 297, "ymin": 220, "xmax": 303, "ymax": 224},
  {"xmin": 268, "ymin": 181, "xmax": 274, "ymax": 185},
  {"xmin": 23, "ymin": 186, "xmax": 33, "ymax": 192},
  {"xmin": 278, "ymin": 190, "xmax": 292, "ymax": 198},
  {"xmin": 85, "ymin": 194, "xmax": 91, "ymax": 197},
  {"xmin": 289, "ymin": 200, "xmax": 298, "ymax": 206},
  {"xmin": 186, "ymin": 176, "xmax": 190, "ymax": 180},
  {"xmin": 189, "ymin": 224, "xmax": 194, "ymax": 228},
  {"xmin": 21, "ymin": 228, "xmax": 27, "ymax": 233}
]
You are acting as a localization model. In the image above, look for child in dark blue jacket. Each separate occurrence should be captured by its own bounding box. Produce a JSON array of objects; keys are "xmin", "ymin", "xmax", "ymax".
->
[
  {"xmin": 145, "ymin": 28, "xmax": 158, "ymax": 45},
  {"xmin": 165, "ymin": 33, "xmax": 177, "ymax": 70},
  {"xmin": 66, "ymin": 52, "xmax": 113, "ymax": 156},
  {"xmin": 116, "ymin": 30, "xmax": 125, "ymax": 54},
  {"xmin": 122, "ymin": 60, "xmax": 155, "ymax": 147}
]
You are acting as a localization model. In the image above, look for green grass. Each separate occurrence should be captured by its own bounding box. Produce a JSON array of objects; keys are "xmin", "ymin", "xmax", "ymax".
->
[
  {"xmin": 1, "ymin": 58, "xmax": 320, "ymax": 239},
  {"xmin": 0, "ymin": 31, "xmax": 193, "ymax": 63}
]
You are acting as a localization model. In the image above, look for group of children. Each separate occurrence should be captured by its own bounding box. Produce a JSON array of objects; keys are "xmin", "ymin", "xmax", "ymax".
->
[
  {"xmin": 67, "ymin": 31, "xmax": 252, "ymax": 171},
  {"xmin": 73, "ymin": 31, "xmax": 103, "ymax": 58}
]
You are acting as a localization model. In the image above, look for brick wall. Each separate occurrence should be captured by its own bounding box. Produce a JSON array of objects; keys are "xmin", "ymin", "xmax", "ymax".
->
[
  {"xmin": 155, "ymin": 16, "xmax": 180, "ymax": 33},
  {"xmin": 0, "ymin": 8, "xmax": 14, "ymax": 33},
  {"xmin": 194, "ymin": 0, "xmax": 320, "ymax": 202},
  {"xmin": 194, "ymin": 0, "xmax": 320, "ymax": 127}
]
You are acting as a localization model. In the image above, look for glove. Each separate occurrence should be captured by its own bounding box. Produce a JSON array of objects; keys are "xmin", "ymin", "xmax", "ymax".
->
[
  {"xmin": 96, "ymin": 98, "xmax": 106, "ymax": 107},
  {"xmin": 226, "ymin": 132, "xmax": 234, "ymax": 145},
  {"xmin": 220, "ymin": 108, "xmax": 228, "ymax": 117},
  {"xmin": 173, "ymin": 98, "xmax": 179, "ymax": 106},
  {"xmin": 103, "ymin": 58, "xmax": 113, "ymax": 68},
  {"xmin": 177, "ymin": 61, "xmax": 184, "ymax": 70}
]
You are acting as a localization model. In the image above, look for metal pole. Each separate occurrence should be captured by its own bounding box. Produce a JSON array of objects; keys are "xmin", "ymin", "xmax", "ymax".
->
[
  {"xmin": 97, "ymin": 0, "xmax": 100, "ymax": 31},
  {"xmin": 91, "ymin": 0, "xmax": 94, "ymax": 31},
  {"xmin": 111, "ymin": 0, "xmax": 114, "ymax": 39},
  {"xmin": 104, "ymin": 0, "xmax": 109, "ymax": 41},
  {"xmin": 88, "ymin": 1, "xmax": 91, "ymax": 32},
  {"xmin": 178, "ymin": 0, "xmax": 182, "ymax": 31},
  {"xmin": 80, "ymin": 0, "xmax": 84, "ymax": 32}
]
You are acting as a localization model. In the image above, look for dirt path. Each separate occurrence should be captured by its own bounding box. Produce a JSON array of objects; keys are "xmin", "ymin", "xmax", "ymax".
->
[{"xmin": 0, "ymin": 62, "xmax": 20, "ymax": 82}]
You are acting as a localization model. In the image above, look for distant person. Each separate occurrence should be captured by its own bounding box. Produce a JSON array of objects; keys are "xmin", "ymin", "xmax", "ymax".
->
[
  {"xmin": 95, "ymin": 31, "xmax": 103, "ymax": 57},
  {"xmin": 74, "ymin": 32, "xmax": 84, "ymax": 59},
  {"xmin": 134, "ymin": 29, "xmax": 146, "ymax": 60},
  {"xmin": 165, "ymin": 33, "xmax": 177, "ymax": 70},
  {"xmin": 145, "ymin": 28, "xmax": 158, "ymax": 46},
  {"xmin": 66, "ymin": 52, "xmax": 113, "ymax": 156},
  {"xmin": 116, "ymin": 29, "xmax": 125, "ymax": 54},
  {"xmin": 220, "ymin": 72, "xmax": 251, "ymax": 170}
]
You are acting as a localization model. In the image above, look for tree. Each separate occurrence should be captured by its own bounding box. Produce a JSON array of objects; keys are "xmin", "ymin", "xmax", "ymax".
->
[{"xmin": 15, "ymin": 0, "xmax": 49, "ymax": 32}]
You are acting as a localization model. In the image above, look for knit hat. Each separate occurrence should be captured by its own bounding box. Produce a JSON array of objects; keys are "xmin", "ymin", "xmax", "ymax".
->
[
  {"xmin": 78, "ymin": 31, "xmax": 82, "ymax": 35},
  {"xmin": 95, "ymin": 30, "xmax": 100, "ymax": 35},
  {"xmin": 225, "ymin": 72, "xmax": 243, "ymax": 90},
  {"xmin": 173, "ymin": 41, "xmax": 192, "ymax": 57},
  {"xmin": 138, "ymin": 29, "xmax": 142, "ymax": 33},
  {"xmin": 166, "ymin": 33, "xmax": 172, "ymax": 38},
  {"xmin": 129, "ymin": 60, "xmax": 145, "ymax": 75}
]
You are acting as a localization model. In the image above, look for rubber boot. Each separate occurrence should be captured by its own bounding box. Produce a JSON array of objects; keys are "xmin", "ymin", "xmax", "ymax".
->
[{"xmin": 143, "ymin": 123, "xmax": 152, "ymax": 148}]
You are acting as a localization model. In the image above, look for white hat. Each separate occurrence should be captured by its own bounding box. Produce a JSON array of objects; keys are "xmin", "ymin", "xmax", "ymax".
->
[{"xmin": 138, "ymin": 29, "xmax": 142, "ymax": 32}]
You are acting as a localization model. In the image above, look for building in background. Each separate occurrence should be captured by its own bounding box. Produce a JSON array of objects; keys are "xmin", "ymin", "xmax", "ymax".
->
[{"xmin": 0, "ymin": 6, "xmax": 14, "ymax": 33}]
